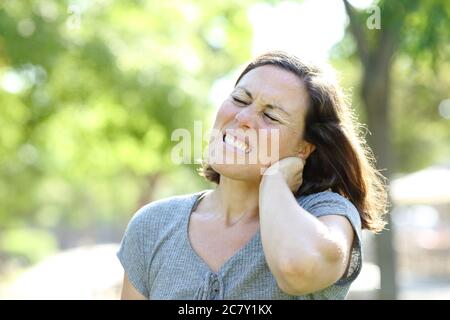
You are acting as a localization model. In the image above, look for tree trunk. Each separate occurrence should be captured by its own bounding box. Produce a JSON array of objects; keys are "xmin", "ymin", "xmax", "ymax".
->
[
  {"xmin": 362, "ymin": 58, "xmax": 397, "ymax": 299},
  {"xmin": 343, "ymin": 0, "xmax": 399, "ymax": 299},
  {"xmin": 136, "ymin": 173, "xmax": 162, "ymax": 210}
]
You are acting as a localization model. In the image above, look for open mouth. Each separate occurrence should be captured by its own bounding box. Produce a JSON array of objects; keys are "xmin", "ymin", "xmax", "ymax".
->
[{"xmin": 223, "ymin": 133, "xmax": 250, "ymax": 153}]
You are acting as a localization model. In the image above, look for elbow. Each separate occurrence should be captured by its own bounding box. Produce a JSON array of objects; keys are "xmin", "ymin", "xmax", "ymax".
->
[
  {"xmin": 274, "ymin": 242, "xmax": 345, "ymax": 295},
  {"xmin": 274, "ymin": 255, "xmax": 320, "ymax": 295}
]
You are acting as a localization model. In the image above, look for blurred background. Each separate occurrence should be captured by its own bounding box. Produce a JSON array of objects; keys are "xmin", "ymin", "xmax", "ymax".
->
[{"xmin": 0, "ymin": 0, "xmax": 449, "ymax": 299}]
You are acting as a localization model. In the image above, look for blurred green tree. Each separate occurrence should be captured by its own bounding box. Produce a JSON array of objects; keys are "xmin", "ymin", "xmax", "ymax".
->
[
  {"xmin": 341, "ymin": 0, "xmax": 450, "ymax": 299},
  {"xmin": 0, "ymin": 0, "xmax": 254, "ymax": 246}
]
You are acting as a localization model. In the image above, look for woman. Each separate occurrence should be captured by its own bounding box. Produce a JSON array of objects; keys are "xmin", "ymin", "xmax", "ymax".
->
[{"xmin": 117, "ymin": 51, "xmax": 387, "ymax": 300}]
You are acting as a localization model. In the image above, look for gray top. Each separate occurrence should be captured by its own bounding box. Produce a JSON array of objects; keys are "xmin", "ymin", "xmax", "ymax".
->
[{"xmin": 117, "ymin": 190, "xmax": 362, "ymax": 300}]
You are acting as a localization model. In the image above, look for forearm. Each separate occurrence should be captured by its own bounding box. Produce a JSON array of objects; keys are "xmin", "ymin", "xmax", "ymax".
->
[{"xmin": 259, "ymin": 172, "xmax": 343, "ymax": 294}]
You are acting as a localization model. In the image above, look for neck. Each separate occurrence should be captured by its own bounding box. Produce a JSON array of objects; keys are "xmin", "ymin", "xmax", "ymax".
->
[{"xmin": 208, "ymin": 176, "xmax": 260, "ymax": 226}]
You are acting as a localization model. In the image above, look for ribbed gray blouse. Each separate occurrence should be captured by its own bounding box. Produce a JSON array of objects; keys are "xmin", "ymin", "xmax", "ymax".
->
[{"xmin": 117, "ymin": 190, "xmax": 362, "ymax": 300}]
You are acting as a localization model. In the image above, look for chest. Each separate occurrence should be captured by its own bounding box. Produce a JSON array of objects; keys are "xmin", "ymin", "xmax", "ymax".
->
[{"xmin": 187, "ymin": 214, "xmax": 259, "ymax": 273}]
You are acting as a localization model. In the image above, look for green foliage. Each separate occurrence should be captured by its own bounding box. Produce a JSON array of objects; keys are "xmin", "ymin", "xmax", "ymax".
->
[
  {"xmin": 391, "ymin": 58, "xmax": 450, "ymax": 172},
  {"xmin": 334, "ymin": 0, "xmax": 450, "ymax": 173},
  {"xmin": 0, "ymin": 0, "xmax": 255, "ymax": 233},
  {"xmin": 0, "ymin": 228, "xmax": 58, "ymax": 264}
]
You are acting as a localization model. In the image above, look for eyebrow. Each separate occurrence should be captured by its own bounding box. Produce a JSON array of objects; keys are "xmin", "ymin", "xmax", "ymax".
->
[{"xmin": 235, "ymin": 86, "xmax": 292, "ymax": 117}]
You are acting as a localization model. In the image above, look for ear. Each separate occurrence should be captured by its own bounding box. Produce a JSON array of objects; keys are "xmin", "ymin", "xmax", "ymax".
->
[{"xmin": 297, "ymin": 141, "xmax": 316, "ymax": 160}]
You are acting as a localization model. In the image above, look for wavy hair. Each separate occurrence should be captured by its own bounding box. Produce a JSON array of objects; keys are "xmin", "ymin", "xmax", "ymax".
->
[{"xmin": 200, "ymin": 51, "xmax": 388, "ymax": 233}]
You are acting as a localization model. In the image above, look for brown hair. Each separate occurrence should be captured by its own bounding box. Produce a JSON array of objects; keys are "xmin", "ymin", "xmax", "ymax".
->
[{"xmin": 200, "ymin": 51, "xmax": 388, "ymax": 233}]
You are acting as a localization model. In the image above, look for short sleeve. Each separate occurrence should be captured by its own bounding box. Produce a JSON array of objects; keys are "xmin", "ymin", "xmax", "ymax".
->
[
  {"xmin": 117, "ymin": 207, "xmax": 149, "ymax": 297},
  {"xmin": 298, "ymin": 191, "xmax": 363, "ymax": 285}
]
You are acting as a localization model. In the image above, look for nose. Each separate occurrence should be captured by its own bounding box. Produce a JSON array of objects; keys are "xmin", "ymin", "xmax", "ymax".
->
[{"xmin": 235, "ymin": 106, "xmax": 255, "ymax": 129}]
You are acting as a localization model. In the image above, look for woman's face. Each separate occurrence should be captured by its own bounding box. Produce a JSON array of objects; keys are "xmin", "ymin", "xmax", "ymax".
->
[{"xmin": 208, "ymin": 65, "xmax": 314, "ymax": 182}]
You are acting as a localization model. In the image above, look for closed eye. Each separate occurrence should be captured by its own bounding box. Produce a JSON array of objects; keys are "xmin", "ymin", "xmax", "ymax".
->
[
  {"xmin": 232, "ymin": 96, "xmax": 248, "ymax": 105},
  {"xmin": 232, "ymin": 95, "xmax": 280, "ymax": 123},
  {"xmin": 264, "ymin": 112, "xmax": 279, "ymax": 122}
]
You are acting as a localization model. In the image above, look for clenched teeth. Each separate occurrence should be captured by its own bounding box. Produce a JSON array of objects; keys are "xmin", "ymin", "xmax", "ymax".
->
[{"xmin": 224, "ymin": 134, "xmax": 249, "ymax": 153}]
